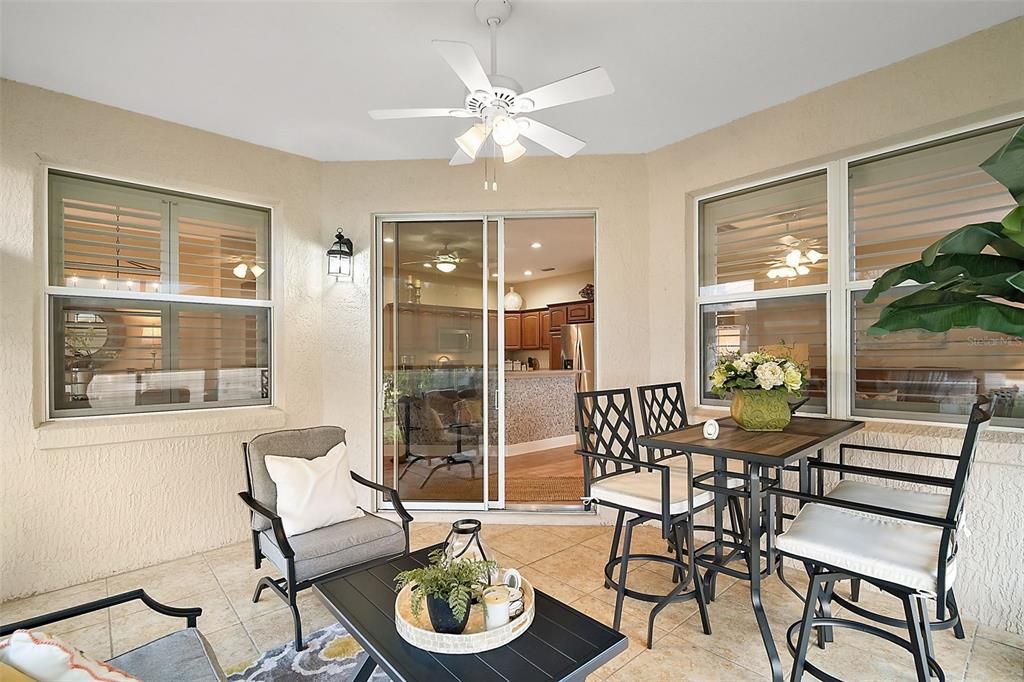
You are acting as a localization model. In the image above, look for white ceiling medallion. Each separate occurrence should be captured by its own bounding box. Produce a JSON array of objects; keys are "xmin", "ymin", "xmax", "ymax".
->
[{"xmin": 368, "ymin": 0, "xmax": 615, "ymax": 186}]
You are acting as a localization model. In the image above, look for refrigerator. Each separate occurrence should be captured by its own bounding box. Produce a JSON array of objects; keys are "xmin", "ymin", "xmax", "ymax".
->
[{"xmin": 560, "ymin": 323, "xmax": 595, "ymax": 394}]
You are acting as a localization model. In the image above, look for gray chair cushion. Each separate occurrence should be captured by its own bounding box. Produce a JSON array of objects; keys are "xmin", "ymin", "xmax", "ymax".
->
[
  {"xmin": 259, "ymin": 512, "xmax": 406, "ymax": 583},
  {"xmin": 245, "ymin": 426, "xmax": 346, "ymax": 531},
  {"xmin": 108, "ymin": 628, "xmax": 225, "ymax": 682}
]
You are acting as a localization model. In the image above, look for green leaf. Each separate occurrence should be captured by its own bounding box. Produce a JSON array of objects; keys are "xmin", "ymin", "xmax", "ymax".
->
[
  {"xmin": 980, "ymin": 125, "xmax": 1024, "ymax": 203},
  {"xmin": 866, "ymin": 289, "xmax": 1024, "ymax": 337},
  {"xmin": 863, "ymin": 253, "xmax": 1024, "ymax": 303},
  {"xmin": 1003, "ymin": 206, "xmax": 1024, "ymax": 247},
  {"xmin": 1008, "ymin": 271, "xmax": 1024, "ymax": 294},
  {"xmin": 921, "ymin": 221, "xmax": 1024, "ymax": 265}
]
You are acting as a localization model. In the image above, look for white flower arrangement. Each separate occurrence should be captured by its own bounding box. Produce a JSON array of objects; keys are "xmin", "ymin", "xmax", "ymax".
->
[{"xmin": 710, "ymin": 350, "xmax": 808, "ymax": 398}]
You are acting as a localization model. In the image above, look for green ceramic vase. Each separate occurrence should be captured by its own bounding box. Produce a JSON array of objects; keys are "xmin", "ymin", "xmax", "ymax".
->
[{"xmin": 730, "ymin": 389, "xmax": 791, "ymax": 432}]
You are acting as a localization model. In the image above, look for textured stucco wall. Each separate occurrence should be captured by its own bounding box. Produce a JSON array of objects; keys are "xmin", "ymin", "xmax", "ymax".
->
[
  {"xmin": 649, "ymin": 19, "xmax": 1024, "ymax": 634},
  {"xmin": 0, "ymin": 80, "xmax": 325, "ymax": 600},
  {"xmin": 319, "ymin": 153, "xmax": 651, "ymax": 510}
]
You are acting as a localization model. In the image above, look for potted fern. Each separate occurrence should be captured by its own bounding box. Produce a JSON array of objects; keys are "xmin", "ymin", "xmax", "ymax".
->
[{"xmin": 395, "ymin": 549, "xmax": 497, "ymax": 634}]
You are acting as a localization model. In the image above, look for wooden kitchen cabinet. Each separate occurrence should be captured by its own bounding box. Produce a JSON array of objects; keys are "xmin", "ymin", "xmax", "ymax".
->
[
  {"xmin": 504, "ymin": 312, "xmax": 521, "ymax": 350},
  {"xmin": 540, "ymin": 310, "xmax": 551, "ymax": 349},
  {"xmin": 566, "ymin": 302, "xmax": 590, "ymax": 322},
  {"xmin": 520, "ymin": 310, "xmax": 541, "ymax": 349},
  {"xmin": 550, "ymin": 305, "xmax": 566, "ymax": 330},
  {"xmin": 548, "ymin": 331, "xmax": 562, "ymax": 369}
]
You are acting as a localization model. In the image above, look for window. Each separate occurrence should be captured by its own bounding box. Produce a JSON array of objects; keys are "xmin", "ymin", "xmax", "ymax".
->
[
  {"xmin": 849, "ymin": 123, "xmax": 1022, "ymax": 426},
  {"xmin": 698, "ymin": 171, "xmax": 829, "ymax": 413},
  {"xmin": 697, "ymin": 117, "xmax": 1023, "ymax": 428},
  {"xmin": 47, "ymin": 172, "xmax": 271, "ymax": 417}
]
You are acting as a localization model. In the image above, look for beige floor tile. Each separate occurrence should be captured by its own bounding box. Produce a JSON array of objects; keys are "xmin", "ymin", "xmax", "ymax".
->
[
  {"xmin": 478, "ymin": 523, "xmax": 531, "ymax": 544},
  {"xmin": 608, "ymin": 631, "xmax": 761, "ymax": 681},
  {"xmin": 568, "ymin": 594, "xmax": 670, "ymax": 677},
  {"xmin": 204, "ymin": 623, "xmax": 259, "ymax": 675},
  {"xmin": 543, "ymin": 524, "xmax": 609, "ymax": 543},
  {"xmin": 243, "ymin": 605, "xmax": 301, "ymax": 653},
  {"xmin": 587, "ymin": 565, "xmax": 701, "ymax": 631},
  {"xmin": 966, "ymin": 636, "xmax": 1024, "ymax": 681},
  {"xmin": 529, "ymin": 544, "xmax": 611, "ymax": 594},
  {"xmin": 516, "ymin": 565, "xmax": 589, "ymax": 606},
  {"xmin": 106, "ymin": 554, "xmax": 221, "ymax": 615},
  {"xmin": 58, "ymin": 622, "xmax": 112, "ymax": 662},
  {"xmin": 109, "ymin": 587, "xmax": 239, "ymax": 658},
  {"xmin": 977, "ymin": 623, "xmax": 1024, "ymax": 651},
  {"xmin": 487, "ymin": 526, "xmax": 578, "ymax": 564},
  {"xmin": 408, "ymin": 522, "xmax": 452, "ymax": 551},
  {"xmin": 0, "ymin": 579, "xmax": 108, "ymax": 634}
]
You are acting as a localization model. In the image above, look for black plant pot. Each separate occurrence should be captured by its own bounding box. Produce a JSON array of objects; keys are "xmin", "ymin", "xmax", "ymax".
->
[{"xmin": 426, "ymin": 594, "xmax": 470, "ymax": 634}]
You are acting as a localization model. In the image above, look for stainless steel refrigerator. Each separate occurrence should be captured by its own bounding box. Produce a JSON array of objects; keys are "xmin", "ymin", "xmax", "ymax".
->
[{"xmin": 560, "ymin": 323, "xmax": 595, "ymax": 394}]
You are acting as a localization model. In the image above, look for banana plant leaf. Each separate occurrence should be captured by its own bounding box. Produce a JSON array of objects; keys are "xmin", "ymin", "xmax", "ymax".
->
[
  {"xmin": 934, "ymin": 277, "xmax": 1024, "ymax": 302},
  {"xmin": 1003, "ymin": 206, "xmax": 1024, "ymax": 246},
  {"xmin": 980, "ymin": 125, "xmax": 1024, "ymax": 203},
  {"xmin": 867, "ymin": 289, "xmax": 1024, "ymax": 337},
  {"xmin": 921, "ymin": 221, "xmax": 1024, "ymax": 265},
  {"xmin": 864, "ymin": 253, "xmax": 1024, "ymax": 303}
]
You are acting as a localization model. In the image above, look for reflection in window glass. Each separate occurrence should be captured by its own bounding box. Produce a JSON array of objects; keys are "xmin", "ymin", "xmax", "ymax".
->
[{"xmin": 700, "ymin": 294, "xmax": 827, "ymax": 413}]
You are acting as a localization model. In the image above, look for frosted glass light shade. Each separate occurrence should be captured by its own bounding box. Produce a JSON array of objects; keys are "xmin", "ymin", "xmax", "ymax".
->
[{"xmin": 455, "ymin": 124, "xmax": 488, "ymax": 159}]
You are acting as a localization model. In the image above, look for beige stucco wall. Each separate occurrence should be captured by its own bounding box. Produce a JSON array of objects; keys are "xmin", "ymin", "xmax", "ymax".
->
[
  {"xmin": 0, "ymin": 80, "xmax": 326, "ymax": 600},
  {"xmin": 647, "ymin": 17, "xmax": 1024, "ymax": 634}
]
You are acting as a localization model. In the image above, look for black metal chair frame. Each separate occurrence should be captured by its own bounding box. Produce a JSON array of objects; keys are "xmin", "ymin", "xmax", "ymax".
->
[
  {"xmin": 773, "ymin": 399, "xmax": 990, "ymax": 682},
  {"xmin": 576, "ymin": 388, "xmax": 713, "ymax": 648},
  {"xmin": 636, "ymin": 382, "xmax": 748, "ymax": 556},
  {"xmin": 1, "ymin": 589, "xmax": 201, "ymax": 637},
  {"xmin": 396, "ymin": 395, "xmax": 478, "ymax": 487},
  {"xmin": 240, "ymin": 442, "xmax": 414, "ymax": 652}
]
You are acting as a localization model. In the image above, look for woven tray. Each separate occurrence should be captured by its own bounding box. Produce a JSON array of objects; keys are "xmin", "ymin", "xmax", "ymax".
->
[{"xmin": 395, "ymin": 578, "xmax": 535, "ymax": 654}]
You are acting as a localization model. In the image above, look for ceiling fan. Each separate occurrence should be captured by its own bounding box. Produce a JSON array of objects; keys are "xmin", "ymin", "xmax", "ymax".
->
[
  {"xmin": 368, "ymin": 0, "xmax": 614, "ymax": 166},
  {"xmin": 402, "ymin": 243, "xmax": 467, "ymax": 273}
]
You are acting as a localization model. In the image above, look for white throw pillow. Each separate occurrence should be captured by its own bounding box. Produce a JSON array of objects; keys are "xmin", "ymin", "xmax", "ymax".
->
[
  {"xmin": 264, "ymin": 441, "xmax": 364, "ymax": 536},
  {"xmin": 0, "ymin": 630, "xmax": 139, "ymax": 681}
]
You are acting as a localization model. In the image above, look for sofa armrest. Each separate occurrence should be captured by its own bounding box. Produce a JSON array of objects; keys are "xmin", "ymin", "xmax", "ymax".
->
[{"xmin": 0, "ymin": 590, "xmax": 201, "ymax": 636}]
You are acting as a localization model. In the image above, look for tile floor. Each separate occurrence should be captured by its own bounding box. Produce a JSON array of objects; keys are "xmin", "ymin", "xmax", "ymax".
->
[{"xmin": 2, "ymin": 522, "xmax": 1022, "ymax": 680}]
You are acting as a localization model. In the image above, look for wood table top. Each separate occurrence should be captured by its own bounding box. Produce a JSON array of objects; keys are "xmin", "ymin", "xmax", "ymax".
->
[
  {"xmin": 638, "ymin": 416, "xmax": 864, "ymax": 465},
  {"xmin": 315, "ymin": 545, "xmax": 628, "ymax": 682}
]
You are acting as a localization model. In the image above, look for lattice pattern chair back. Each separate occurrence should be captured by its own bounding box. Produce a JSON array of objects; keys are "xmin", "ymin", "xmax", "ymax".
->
[
  {"xmin": 637, "ymin": 381, "xmax": 688, "ymax": 435},
  {"xmin": 576, "ymin": 388, "xmax": 642, "ymax": 479}
]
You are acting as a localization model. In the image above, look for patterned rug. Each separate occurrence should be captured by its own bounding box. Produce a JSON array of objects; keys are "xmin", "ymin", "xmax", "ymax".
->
[{"xmin": 226, "ymin": 623, "xmax": 388, "ymax": 681}]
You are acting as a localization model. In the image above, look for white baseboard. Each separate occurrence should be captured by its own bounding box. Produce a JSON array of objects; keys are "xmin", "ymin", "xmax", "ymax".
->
[{"xmin": 505, "ymin": 434, "xmax": 577, "ymax": 457}]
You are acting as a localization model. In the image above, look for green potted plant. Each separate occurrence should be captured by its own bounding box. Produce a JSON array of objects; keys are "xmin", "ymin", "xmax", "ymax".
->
[
  {"xmin": 709, "ymin": 350, "xmax": 808, "ymax": 431},
  {"xmin": 864, "ymin": 125, "xmax": 1024, "ymax": 338},
  {"xmin": 395, "ymin": 549, "xmax": 497, "ymax": 634}
]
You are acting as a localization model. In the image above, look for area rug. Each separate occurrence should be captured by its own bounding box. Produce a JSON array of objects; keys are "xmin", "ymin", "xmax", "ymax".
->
[
  {"xmin": 226, "ymin": 623, "xmax": 388, "ymax": 681},
  {"xmin": 504, "ymin": 476, "xmax": 584, "ymax": 503}
]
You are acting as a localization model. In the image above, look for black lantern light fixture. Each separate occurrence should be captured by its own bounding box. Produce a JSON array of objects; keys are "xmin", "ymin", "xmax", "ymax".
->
[{"xmin": 326, "ymin": 229, "xmax": 354, "ymax": 281}]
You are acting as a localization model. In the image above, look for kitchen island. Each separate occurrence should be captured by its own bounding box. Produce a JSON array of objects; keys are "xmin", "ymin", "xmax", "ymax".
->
[{"xmin": 504, "ymin": 370, "xmax": 583, "ymax": 449}]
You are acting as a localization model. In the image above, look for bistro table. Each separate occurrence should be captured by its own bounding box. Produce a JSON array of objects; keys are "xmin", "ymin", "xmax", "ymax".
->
[
  {"xmin": 638, "ymin": 415, "xmax": 863, "ymax": 682},
  {"xmin": 315, "ymin": 544, "xmax": 628, "ymax": 682}
]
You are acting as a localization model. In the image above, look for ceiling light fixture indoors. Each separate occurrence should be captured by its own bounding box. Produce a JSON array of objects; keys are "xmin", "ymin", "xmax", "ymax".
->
[
  {"xmin": 530, "ymin": 242, "xmax": 542, "ymax": 249},
  {"xmin": 368, "ymin": 0, "xmax": 615, "ymax": 191}
]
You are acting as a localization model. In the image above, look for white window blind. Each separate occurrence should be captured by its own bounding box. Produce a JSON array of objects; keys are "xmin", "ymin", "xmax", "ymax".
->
[{"xmin": 47, "ymin": 172, "xmax": 272, "ymax": 418}]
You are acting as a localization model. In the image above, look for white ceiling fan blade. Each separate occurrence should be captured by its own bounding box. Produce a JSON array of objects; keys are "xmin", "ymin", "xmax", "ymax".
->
[
  {"xmin": 450, "ymin": 148, "xmax": 474, "ymax": 166},
  {"xmin": 517, "ymin": 118, "xmax": 586, "ymax": 158},
  {"xmin": 369, "ymin": 108, "xmax": 469, "ymax": 120},
  {"xmin": 515, "ymin": 67, "xmax": 614, "ymax": 113},
  {"xmin": 432, "ymin": 40, "xmax": 492, "ymax": 94}
]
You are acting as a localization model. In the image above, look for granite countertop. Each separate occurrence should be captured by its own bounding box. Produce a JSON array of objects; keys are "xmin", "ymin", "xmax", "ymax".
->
[{"xmin": 504, "ymin": 370, "xmax": 586, "ymax": 379}]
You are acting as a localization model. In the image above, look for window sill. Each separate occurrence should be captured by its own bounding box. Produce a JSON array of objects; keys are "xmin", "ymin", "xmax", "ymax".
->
[{"xmin": 34, "ymin": 405, "xmax": 287, "ymax": 450}]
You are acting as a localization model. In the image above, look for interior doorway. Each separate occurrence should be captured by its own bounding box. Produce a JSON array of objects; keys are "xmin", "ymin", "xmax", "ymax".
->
[{"xmin": 376, "ymin": 212, "xmax": 595, "ymax": 512}]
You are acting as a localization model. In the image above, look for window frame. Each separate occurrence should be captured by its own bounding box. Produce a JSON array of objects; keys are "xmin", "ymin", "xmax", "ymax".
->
[
  {"xmin": 42, "ymin": 167, "xmax": 276, "ymax": 420},
  {"xmin": 692, "ymin": 112, "xmax": 1024, "ymax": 430}
]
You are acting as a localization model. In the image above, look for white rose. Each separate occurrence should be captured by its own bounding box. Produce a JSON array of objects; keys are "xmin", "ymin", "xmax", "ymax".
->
[
  {"xmin": 733, "ymin": 357, "xmax": 750, "ymax": 373},
  {"xmin": 754, "ymin": 362, "xmax": 784, "ymax": 390}
]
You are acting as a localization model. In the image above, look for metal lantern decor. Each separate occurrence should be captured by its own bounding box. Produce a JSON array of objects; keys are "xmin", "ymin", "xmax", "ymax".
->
[
  {"xmin": 443, "ymin": 519, "xmax": 496, "ymax": 583},
  {"xmin": 326, "ymin": 229, "xmax": 354, "ymax": 281}
]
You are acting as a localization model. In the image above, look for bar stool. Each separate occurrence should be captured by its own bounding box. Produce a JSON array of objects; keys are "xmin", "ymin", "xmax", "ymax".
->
[
  {"xmin": 775, "ymin": 399, "xmax": 990, "ymax": 681},
  {"xmin": 575, "ymin": 388, "xmax": 712, "ymax": 647}
]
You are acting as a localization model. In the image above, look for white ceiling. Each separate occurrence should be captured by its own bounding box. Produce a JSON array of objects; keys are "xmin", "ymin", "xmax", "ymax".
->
[{"xmin": 2, "ymin": 2, "xmax": 1020, "ymax": 162}]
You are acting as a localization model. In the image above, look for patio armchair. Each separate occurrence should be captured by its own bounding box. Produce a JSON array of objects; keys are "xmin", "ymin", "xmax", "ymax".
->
[
  {"xmin": 396, "ymin": 395, "xmax": 480, "ymax": 487},
  {"xmin": 239, "ymin": 426, "xmax": 413, "ymax": 651}
]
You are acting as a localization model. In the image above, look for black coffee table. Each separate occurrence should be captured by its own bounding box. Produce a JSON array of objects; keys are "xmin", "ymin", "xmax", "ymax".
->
[{"xmin": 314, "ymin": 545, "xmax": 628, "ymax": 681}]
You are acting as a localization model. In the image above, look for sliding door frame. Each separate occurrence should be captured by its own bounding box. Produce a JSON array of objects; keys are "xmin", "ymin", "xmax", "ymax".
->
[{"xmin": 373, "ymin": 209, "xmax": 599, "ymax": 514}]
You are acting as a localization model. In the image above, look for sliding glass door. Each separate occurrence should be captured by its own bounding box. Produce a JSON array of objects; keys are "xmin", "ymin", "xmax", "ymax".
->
[{"xmin": 379, "ymin": 217, "xmax": 502, "ymax": 509}]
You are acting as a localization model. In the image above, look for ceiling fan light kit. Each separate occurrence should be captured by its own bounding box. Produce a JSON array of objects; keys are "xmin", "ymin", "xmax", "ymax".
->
[{"xmin": 367, "ymin": 0, "xmax": 614, "ymax": 188}]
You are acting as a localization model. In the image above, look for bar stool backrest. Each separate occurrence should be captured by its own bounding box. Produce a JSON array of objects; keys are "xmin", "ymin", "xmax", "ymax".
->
[
  {"xmin": 576, "ymin": 388, "xmax": 643, "ymax": 482},
  {"xmin": 946, "ymin": 398, "xmax": 992, "ymax": 527},
  {"xmin": 637, "ymin": 381, "xmax": 688, "ymax": 435}
]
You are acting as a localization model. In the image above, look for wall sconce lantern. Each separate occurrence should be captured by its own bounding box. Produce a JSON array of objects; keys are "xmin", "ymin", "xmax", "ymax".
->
[{"xmin": 326, "ymin": 229, "xmax": 354, "ymax": 281}]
